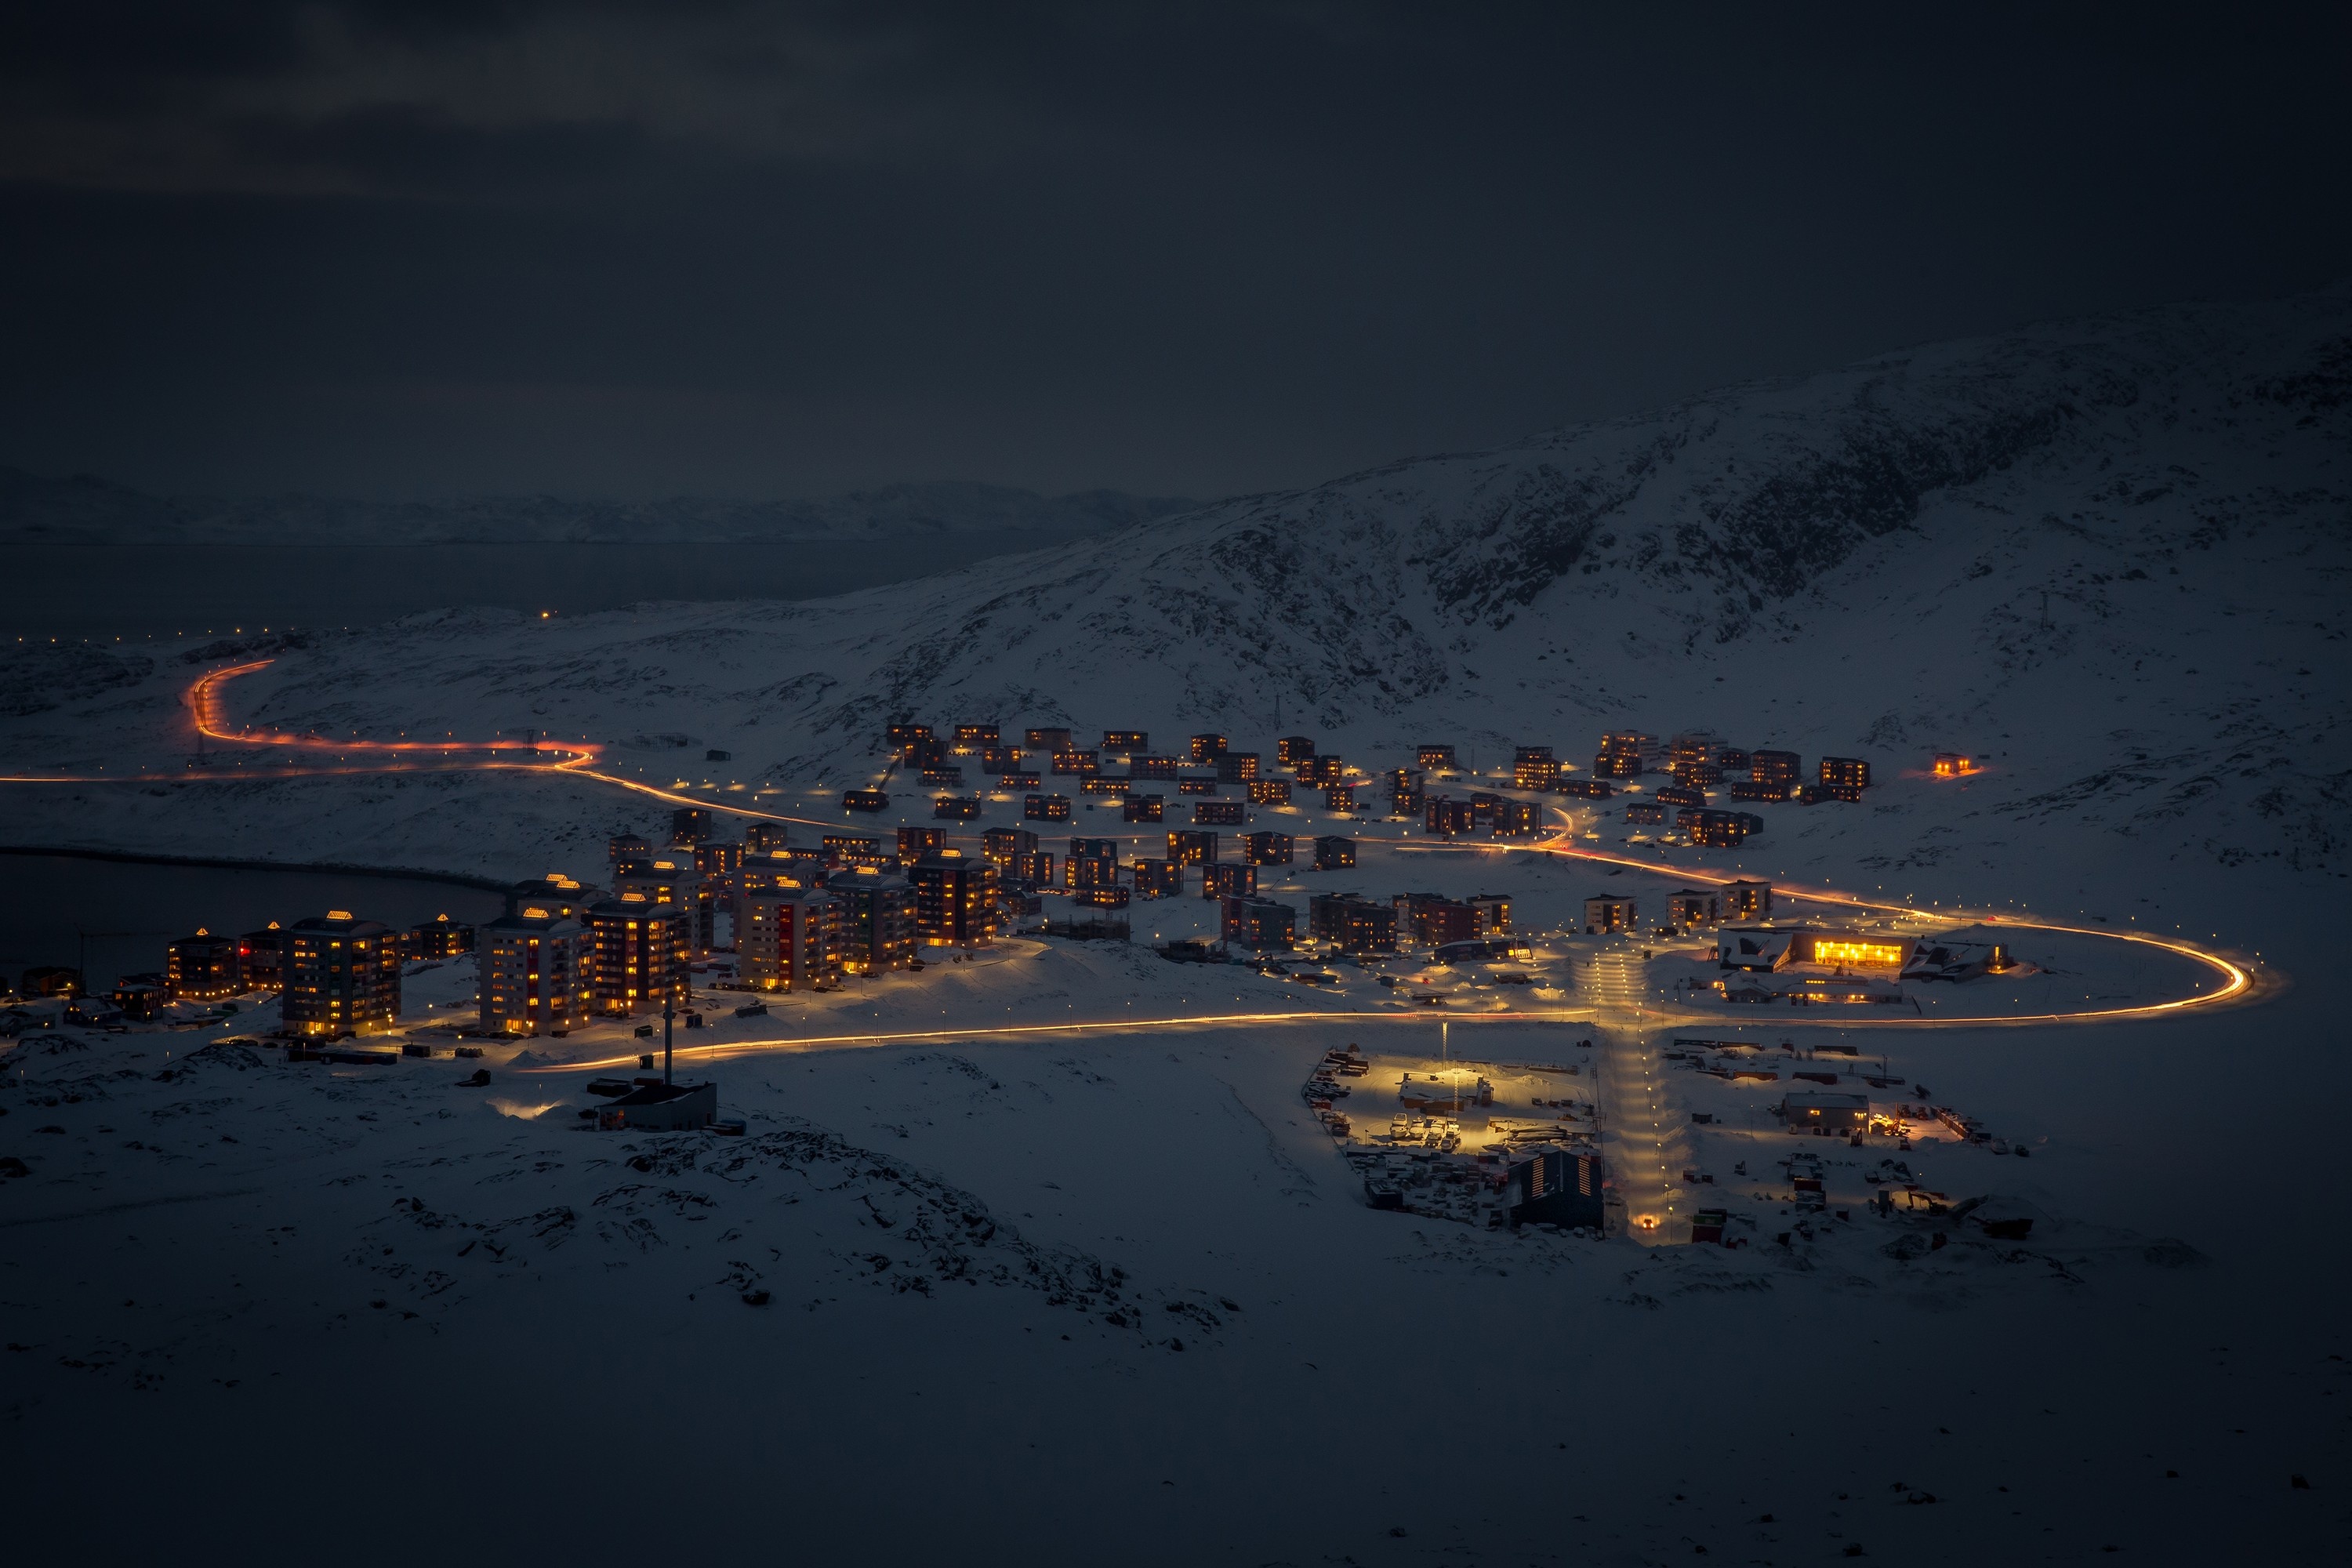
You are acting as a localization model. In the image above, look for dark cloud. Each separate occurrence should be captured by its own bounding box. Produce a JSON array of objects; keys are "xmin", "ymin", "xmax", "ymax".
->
[{"xmin": 2, "ymin": 2, "xmax": 2349, "ymax": 501}]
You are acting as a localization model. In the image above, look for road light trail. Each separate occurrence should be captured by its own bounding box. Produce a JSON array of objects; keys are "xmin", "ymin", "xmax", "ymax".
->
[
  {"xmin": 0, "ymin": 658, "xmax": 2267, "ymax": 1032},
  {"xmin": 540, "ymin": 1005, "xmax": 1608, "ymax": 1075}
]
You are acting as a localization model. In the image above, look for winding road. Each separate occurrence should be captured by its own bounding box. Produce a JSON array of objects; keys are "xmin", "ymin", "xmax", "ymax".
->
[{"xmin": 8, "ymin": 655, "xmax": 2264, "ymax": 1056}]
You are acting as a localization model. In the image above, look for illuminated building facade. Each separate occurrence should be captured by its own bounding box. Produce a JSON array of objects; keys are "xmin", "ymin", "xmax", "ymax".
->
[
  {"xmin": 1277, "ymin": 735, "xmax": 1317, "ymax": 768},
  {"xmin": 166, "ymin": 929, "xmax": 241, "ymax": 1000},
  {"xmin": 740, "ymin": 884, "xmax": 844, "ymax": 990},
  {"xmin": 1323, "ymin": 783, "xmax": 1359, "ymax": 812},
  {"xmin": 979, "ymin": 745, "xmax": 1022, "ymax": 775},
  {"xmin": 1175, "ymin": 774, "xmax": 1218, "ymax": 796},
  {"xmin": 1011, "ymin": 849, "xmax": 1055, "ymax": 886},
  {"xmin": 982, "ymin": 826, "xmax": 1040, "ymax": 869},
  {"xmin": 478, "ymin": 907, "xmax": 590, "ymax": 1035},
  {"xmin": 406, "ymin": 913, "xmax": 474, "ymax": 959},
  {"xmin": 1052, "ymin": 747, "xmax": 1100, "ymax": 775},
  {"xmin": 1102, "ymin": 730, "xmax": 1148, "ymax": 753},
  {"xmin": 608, "ymin": 832, "xmax": 651, "ymax": 868},
  {"xmin": 910, "ymin": 849, "xmax": 1000, "ymax": 947},
  {"xmin": 1555, "ymin": 778, "xmax": 1613, "ymax": 800},
  {"xmin": 1625, "ymin": 802, "xmax": 1665, "ymax": 826},
  {"xmin": 1594, "ymin": 732, "xmax": 1648, "ymax": 779},
  {"xmin": 824, "ymin": 834, "xmax": 885, "ymax": 865},
  {"xmin": 1025, "ymin": 727, "xmax": 1073, "ymax": 752},
  {"xmin": 1406, "ymin": 896, "xmax": 1478, "ymax": 947},
  {"xmin": 1312, "ymin": 835, "xmax": 1356, "ymax": 870},
  {"xmin": 833, "ymin": 868, "xmax": 916, "ymax": 973},
  {"xmin": 1425, "ymin": 797, "xmax": 1472, "ymax": 835},
  {"xmin": 1583, "ymin": 895, "xmax": 1638, "ymax": 935},
  {"xmin": 670, "ymin": 808, "xmax": 713, "ymax": 847},
  {"xmin": 842, "ymin": 788, "xmax": 891, "ymax": 812},
  {"xmin": 1417, "ymin": 743, "xmax": 1457, "ymax": 771},
  {"xmin": 1202, "ymin": 862, "xmax": 1257, "ymax": 901},
  {"xmin": 1512, "ymin": 747, "xmax": 1559, "ymax": 790},
  {"xmin": 1194, "ymin": 800, "xmax": 1245, "ymax": 826},
  {"xmin": 238, "ymin": 924, "xmax": 286, "ymax": 992},
  {"xmin": 899, "ymin": 826, "xmax": 944, "ymax": 859},
  {"xmin": 1722, "ymin": 880, "xmax": 1773, "ymax": 920},
  {"xmin": 1167, "ymin": 829, "xmax": 1218, "ymax": 866},
  {"xmin": 283, "ymin": 912, "xmax": 401, "ymax": 1036},
  {"xmin": 954, "ymin": 723, "xmax": 1000, "ymax": 750},
  {"xmin": 1308, "ymin": 892, "xmax": 1395, "ymax": 953},
  {"xmin": 1123, "ymin": 794, "xmax": 1164, "ymax": 822},
  {"xmin": 1242, "ymin": 830, "xmax": 1294, "ymax": 866},
  {"xmin": 1820, "ymin": 757, "xmax": 1871, "ymax": 789},
  {"xmin": 583, "ymin": 895, "xmax": 691, "ymax": 1014},
  {"xmin": 1189, "ymin": 733, "xmax": 1227, "ymax": 762},
  {"xmin": 1381, "ymin": 768, "xmax": 1423, "ymax": 818},
  {"xmin": 1932, "ymin": 752, "xmax": 1980, "ymax": 778},
  {"xmin": 1792, "ymin": 931, "xmax": 1910, "ymax": 969},
  {"xmin": 1133, "ymin": 858, "xmax": 1183, "ymax": 898},
  {"xmin": 1467, "ymin": 893, "xmax": 1511, "ymax": 934},
  {"xmin": 1221, "ymin": 896, "xmax": 1295, "ymax": 951},
  {"xmin": 1668, "ymin": 889, "xmax": 1720, "ymax": 927},
  {"xmin": 614, "ymin": 855, "xmax": 708, "ymax": 953},
  {"xmin": 1750, "ymin": 749, "xmax": 1802, "ymax": 789},
  {"xmin": 1729, "ymin": 779, "xmax": 1788, "ymax": 802},
  {"xmin": 1247, "ymin": 778, "xmax": 1292, "ymax": 807},
  {"xmin": 1679, "ymin": 808, "xmax": 1762, "ymax": 847},
  {"xmin": 1065, "ymin": 854, "xmax": 1120, "ymax": 891},
  {"xmin": 1025, "ymin": 793, "xmax": 1073, "ymax": 821},
  {"xmin": 1492, "ymin": 799, "xmax": 1541, "ymax": 837},
  {"xmin": 934, "ymin": 794, "xmax": 982, "ymax": 820},
  {"xmin": 1130, "ymin": 753, "xmax": 1180, "ymax": 780},
  {"xmin": 1214, "ymin": 752, "xmax": 1260, "ymax": 782}
]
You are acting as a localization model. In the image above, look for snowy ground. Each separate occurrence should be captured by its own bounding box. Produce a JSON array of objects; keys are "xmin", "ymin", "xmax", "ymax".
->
[{"xmin": 6, "ymin": 292, "xmax": 2349, "ymax": 1561}]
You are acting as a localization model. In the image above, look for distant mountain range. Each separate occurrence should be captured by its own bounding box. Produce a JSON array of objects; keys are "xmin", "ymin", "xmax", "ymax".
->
[{"xmin": 0, "ymin": 473, "xmax": 1203, "ymax": 545}]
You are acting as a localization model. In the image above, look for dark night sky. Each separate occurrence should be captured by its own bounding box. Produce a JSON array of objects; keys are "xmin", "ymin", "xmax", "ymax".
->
[{"xmin": 4, "ymin": 2, "xmax": 2348, "ymax": 503}]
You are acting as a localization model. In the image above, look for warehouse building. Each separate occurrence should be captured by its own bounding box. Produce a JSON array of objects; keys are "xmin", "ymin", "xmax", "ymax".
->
[{"xmin": 1504, "ymin": 1149, "xmax": 1603, "ymax": 1231}]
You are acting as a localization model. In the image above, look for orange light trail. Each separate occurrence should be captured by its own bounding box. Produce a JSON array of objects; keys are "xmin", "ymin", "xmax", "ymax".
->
[
  {"xmin": 2, "ymin": 659, "xmax": 2263, "ymax": 1033},
  {"xmin": 540, "ymin": 1005, "xmax": 1604, "ymax": 1074}
]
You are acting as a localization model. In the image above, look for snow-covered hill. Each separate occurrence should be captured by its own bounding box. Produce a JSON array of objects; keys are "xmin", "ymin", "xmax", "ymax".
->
[
  {"xmin": 2, "ymin": 287, "xmax": 2346, "ymax": 891},
  {"xmin": 107, "ymin": 286, "xmax": 2332, "ymax": 878}
]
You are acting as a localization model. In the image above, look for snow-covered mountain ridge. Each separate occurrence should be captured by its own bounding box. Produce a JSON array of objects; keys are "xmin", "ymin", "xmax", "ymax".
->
[{"xmin": 3, "ymin": 286, "xmax": 2346, "ymax": 889}]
